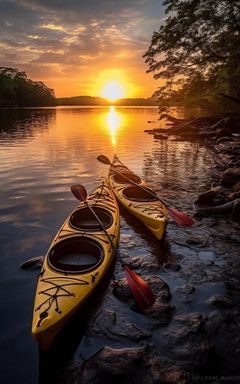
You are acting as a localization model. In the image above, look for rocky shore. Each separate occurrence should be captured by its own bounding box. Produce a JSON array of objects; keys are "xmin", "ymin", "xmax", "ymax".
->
[
  {"xmin": 145, "ymin": 113, "xmax": 240, "ymax": 221},
  {"xmin": 55, "ymin": 221, "xmax": 240, "ymax": 382}
]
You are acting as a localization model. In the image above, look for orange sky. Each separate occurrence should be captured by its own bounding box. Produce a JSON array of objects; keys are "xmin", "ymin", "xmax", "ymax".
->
[{"xmin": 0, "ymin": 1, "xmax": 165, "ymax": 98}]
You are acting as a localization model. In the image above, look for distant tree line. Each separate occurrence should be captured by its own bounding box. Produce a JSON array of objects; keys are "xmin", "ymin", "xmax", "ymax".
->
[
  {"xmin": 144, "ymin": 0, "xmax": 240, "ymax": 114},
  {"xmin": 57, "ymin": 96, "xmax": 158, "ymax": 106},
  {"xmin": 0, "ymin": 67, "xmax": 56, "ymax": 107}
]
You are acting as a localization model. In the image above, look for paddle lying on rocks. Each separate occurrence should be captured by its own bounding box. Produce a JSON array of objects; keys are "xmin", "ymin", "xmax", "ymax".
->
[
  {"xmin": 97, "ymin": 155, "xmax": 195, "ymax": 227},
  {"xmin": 71, "ymin": 184, "xmax": 155, "ymax": 311}
]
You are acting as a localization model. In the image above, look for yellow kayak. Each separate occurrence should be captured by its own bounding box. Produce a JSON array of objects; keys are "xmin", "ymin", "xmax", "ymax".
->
[
  {"xmin": 108, "ymin": 155, "xmax": 167, "ymax": 240},
  {"xmin": 32, "ymin": 180, "xmax": 120, "ymax": 350}
]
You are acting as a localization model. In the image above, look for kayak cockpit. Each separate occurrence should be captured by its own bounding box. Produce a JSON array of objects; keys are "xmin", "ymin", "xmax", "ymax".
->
[
  {"xmin": 47, "ymin": 237, "xmax": 104, "ymax": 273},
  {"xmin": 69, "ymin": 207, "xmax": 113, "ymax": 231},
  {"xmin": 122, "ymin": 186, "xmax": 158, "ymax": 202}
]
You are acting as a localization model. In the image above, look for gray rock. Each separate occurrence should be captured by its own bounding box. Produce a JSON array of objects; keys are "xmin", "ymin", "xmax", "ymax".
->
[
  {"xmin": 145, "ymin": 302, "xmax": 175, "ymax": 323},
  {"xmin": 207, "ymin": 295, "xmax": 234, "ymax": 308},
  {"xmin": 198, "ymin": 251, "xmax": 215, "ymax": 262},
  {"xmin": 163, "ymin": 262, "xmax": 181, "ymax": 271},
  {"xmin": 233, "ymin": 180, "xmax": 240, "ymax": 192},
  {"xmin": 194, "ymin": 186, "xmax": 228, "ymax": 206},
  {"xmin": 186, "ymin": 236, "xmax": 207, "ymax": 246},
  {"xmin": 80, "ymin": 346, "xmax": 146, "ymax": 383},
  {"xmin": 143, "ymin": 355, "xmax": 187, "ymax": 384},
  {"xmin": 20, "ymin": 255, "xmax": 44, "ymax": 269},
  {"xmin": 228, "ymin": 190, "xmax": 240, "ymax": 201},
  {"xmin": 168, "ymin": 313, "xmax": 213, "ymax": 369},
  {"xmin": 87, "ymin": 309, "xmax": 151, "ymax": 342},
  {"xmin": 220, "ymin": 167, "xmax": 240, "ymax": 187},
  {"xmin": 176, "ymin": 284, "xmax": 195, "ymax": 295},
  {"xmin": 112, "ymin": 275, "xmax": 173, "ymax": 324},
  {"xmin": 80, "ymin": 347, "xmax": 187, "ymax": 384},
  {"xmin": 113, "ymin": 275, "xmax": 172, "ymax": 308}
]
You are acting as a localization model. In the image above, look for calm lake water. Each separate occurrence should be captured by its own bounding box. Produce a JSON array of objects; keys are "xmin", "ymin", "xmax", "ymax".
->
[{"xmin": 0, "ymin": 106, "xmax": 215, "ymax": 383}]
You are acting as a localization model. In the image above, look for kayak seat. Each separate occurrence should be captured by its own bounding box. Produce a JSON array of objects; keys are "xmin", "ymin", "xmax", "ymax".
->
[
  {"xmin": 47, "ymin": 237, "xmax": 104, "ymax": 273},
  {"xmin": 122, "ymin": 186, "xmax": 158, "ymax": 202},
  {"xmin": 113, "ymin": 173, "xmax": 141, "ymax": 184},
  {"xmin": 70, "ymin": 207, "xmax": 113, "ymax": 231}
]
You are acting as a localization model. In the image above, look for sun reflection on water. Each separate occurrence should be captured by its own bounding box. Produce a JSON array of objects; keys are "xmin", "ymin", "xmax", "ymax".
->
[{"xmin": 104, "ymin": 106, "xmax": 124, "ymax": 146}]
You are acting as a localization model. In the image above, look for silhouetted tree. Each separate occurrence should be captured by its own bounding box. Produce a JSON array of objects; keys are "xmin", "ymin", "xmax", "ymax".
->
[
  {"xmin": 0, "ymin": 67, "xmax": 56, "ymax": 107},
  {"xmin": 144, "ymin": 0, "xmax": 240, "ymax": 113}
]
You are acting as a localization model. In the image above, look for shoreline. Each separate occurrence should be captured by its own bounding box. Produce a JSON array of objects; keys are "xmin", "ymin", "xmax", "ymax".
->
[{"xmin": 145, "ymin": 113, "xmax": 240, "ymax": 220}]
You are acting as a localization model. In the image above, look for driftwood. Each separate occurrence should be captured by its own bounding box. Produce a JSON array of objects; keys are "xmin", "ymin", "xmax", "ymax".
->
[
  {"xmin": 145, "ymin": 113, "xmax": 240, "ymax": 168},
  {"xmin": 148, "ymin": 113, "xmax": 240, "ymax": 140}
]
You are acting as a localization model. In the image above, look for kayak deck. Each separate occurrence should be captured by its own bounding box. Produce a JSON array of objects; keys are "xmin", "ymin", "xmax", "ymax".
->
[
  {"xmin": 32, "ymin": 180, "xmax": 120, "ymax": 350},
  {"xmin": 108, "ymin": 155, "xmax": 168, "ymax": 240}
]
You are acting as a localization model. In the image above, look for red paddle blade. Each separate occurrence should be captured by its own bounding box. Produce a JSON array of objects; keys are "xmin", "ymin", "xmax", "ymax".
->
[
  {"xmin": 124, "ymin": 265, "xmax": 155, "ymax": 310},
  {"xmin": 167, "ymin": 207, "xmax": 195, "ymax": 227},
  {"xmin": 71, "ymin": 185, "xmax": 88, "ymax": 202},
  {"xmin": 97, "ymin": 155, "xmax": 111, "ymax": 165}
]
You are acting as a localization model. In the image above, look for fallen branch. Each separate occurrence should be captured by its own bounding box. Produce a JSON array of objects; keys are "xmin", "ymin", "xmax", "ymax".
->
[{"xmin": 219, "ymin": 93, "xmax": 240, "ymax": 105}]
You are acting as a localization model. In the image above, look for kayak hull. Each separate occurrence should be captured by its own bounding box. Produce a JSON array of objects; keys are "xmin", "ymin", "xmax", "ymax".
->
[
  {"xmin": 32, "ymin": 180, "xmax": 120, "ymax": 350},
  {"xmin": 108, "ymin": 156, "xmax": 167, "ymax": 240}
]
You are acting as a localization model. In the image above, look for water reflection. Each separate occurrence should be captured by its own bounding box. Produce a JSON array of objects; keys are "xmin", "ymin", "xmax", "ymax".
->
[
  {"xmin": 98, "ymin": 106, "xmax": 125, "ymax": 146},
  {"xmin": 0, "ymin": 109, "xmax": 55, "ymax": 138},
  {"xmin": 142, "ymin": 139, "xmax": 215, "ymax": 212},
  {"xmin": 108, "ymin": 106, "xmax": 122, "ymax": 145},
  {"xmin": 0, "ymin": 106, "xmax": 217, "ymax": 384}
]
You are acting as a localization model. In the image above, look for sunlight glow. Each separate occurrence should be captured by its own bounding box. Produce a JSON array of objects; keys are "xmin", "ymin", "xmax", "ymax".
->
[
  {"xmin": 100, "ymin": 81, "xmax": 124, "ymax": 101},
  {"xmin": 93, "ymin": 69, "xmax": 140, "ymax": 101}
]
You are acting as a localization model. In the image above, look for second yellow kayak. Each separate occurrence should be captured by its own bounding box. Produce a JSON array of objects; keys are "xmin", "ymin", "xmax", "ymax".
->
[{"xmin": 108, "ymin": 155, "xmax": 167, "ymax": 240}]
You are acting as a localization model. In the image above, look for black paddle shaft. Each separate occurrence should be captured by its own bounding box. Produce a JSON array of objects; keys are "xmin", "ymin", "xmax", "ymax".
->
[{"xmin": 83, "ymin": 201, "xmax": 125, "ymax": 266}]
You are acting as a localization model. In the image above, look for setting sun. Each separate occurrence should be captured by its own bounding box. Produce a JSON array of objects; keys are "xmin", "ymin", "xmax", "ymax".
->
[{"xmin": 100, "ymin": 81, "xmax": 125, "ymax": 101}]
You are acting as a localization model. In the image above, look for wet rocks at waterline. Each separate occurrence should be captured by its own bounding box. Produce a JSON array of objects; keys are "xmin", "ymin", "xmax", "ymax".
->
[
  {"xmin": 195, "ymin": 168, "xmax": 240, "ymax": 220},
  {"xmin": 145, "ymin": 114, "xmax": 240, "ymax": 219},
  {"xmin": 112, "ymin": 275, "xmax": 175, "ymax": 323},
  {"xmin": 59, "ymin": 312, "xmax": 215, "ymax": 384}
]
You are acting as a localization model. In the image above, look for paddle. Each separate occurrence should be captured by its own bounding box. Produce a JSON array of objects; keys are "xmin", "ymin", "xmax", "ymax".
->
[
  {"xmin": 97, "ymin": 155, "xmax": 195, "ymax": 227},
  {"xmin": 71, "ymin": 184, "xmax": 155, "ymax": 311}
]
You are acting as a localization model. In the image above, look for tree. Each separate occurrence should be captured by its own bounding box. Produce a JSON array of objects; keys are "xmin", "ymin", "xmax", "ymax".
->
[
  {"xmin": 0, "ymin": 67, "xmax": 56, "ymax": 107},
  {"xmin": 144, "ymin": 0, "xmax": 240, "ymax": 113}
]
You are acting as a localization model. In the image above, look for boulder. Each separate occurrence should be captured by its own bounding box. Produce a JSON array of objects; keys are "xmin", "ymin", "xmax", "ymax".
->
[
  {"xmin": 80, "ymin": 347, "xmax": 188, "ymax": 384},
  {"xmin": 80, "ymin": 346, "xmax": 146, "ymax": 384},
  {"xmin": 220, "ymin": 167, "xmax": 240, "ymax": 187},
  {"xmin": 112, "ymin": 275, "xmax": 173, "ymax": 323},
  {"xmin": 88, "ymin": 309, "xmax": 151, "ymax": 342},
  {"xmin": 207, "ymin": 295, "xmax": 234, "ymax": 308},
  {"xmin": 176, "ymin": 284, "xmax": 195, "ymax": 295},
  {"xmin": 169, "ymin": 313, "xmax": 213, "ymax": 369},
  {"xmin": 233, "ymin": 181, "xmax": 240, "ymax": 192},
  {"xmin": 194, "ymin": 186, "xmax": 228, "ymax": 206},
  {"xmin": 228, "ymin": 190, "xmax": 240, "ymax": 201}
]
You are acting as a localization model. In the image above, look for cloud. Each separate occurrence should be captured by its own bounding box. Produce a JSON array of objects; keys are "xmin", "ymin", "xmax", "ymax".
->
[{"xmin": 0, "ymin": 0, "xmax": 164, "ymax": 96}]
